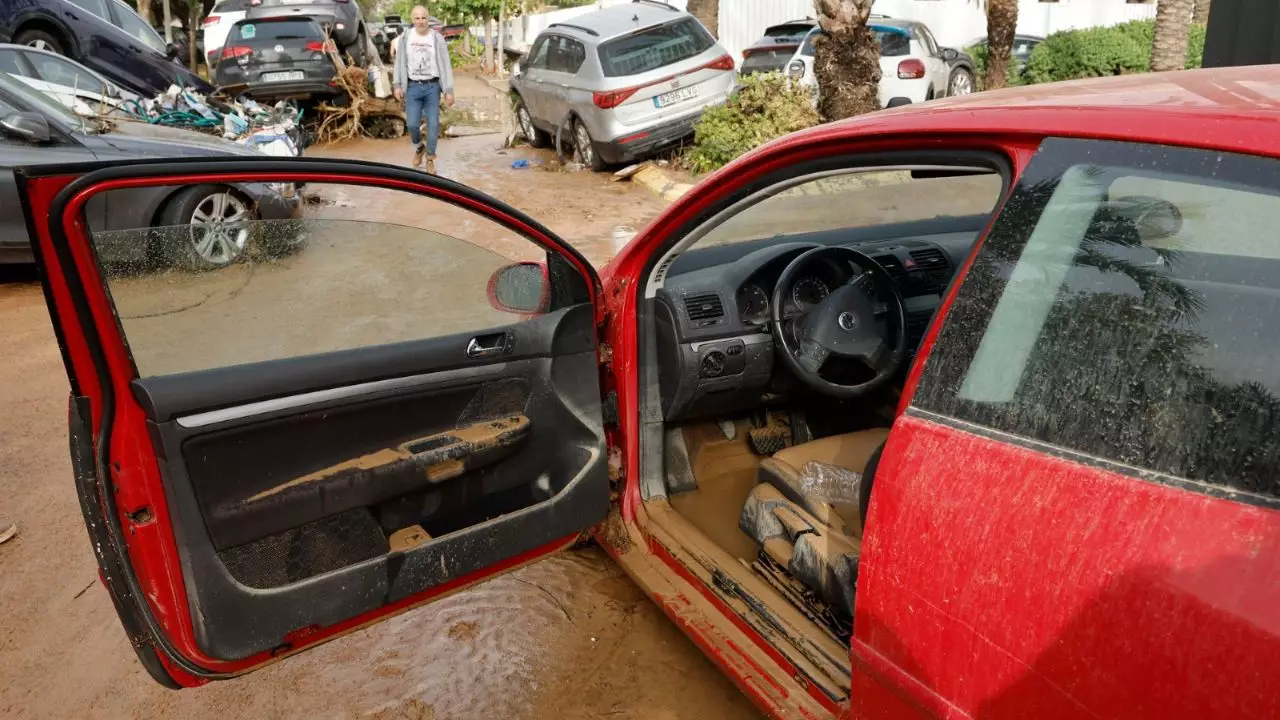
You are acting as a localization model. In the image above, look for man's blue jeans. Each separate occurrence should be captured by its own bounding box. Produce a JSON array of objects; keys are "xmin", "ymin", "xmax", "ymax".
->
[{"xmin": 405, "ymin": 80, "xmax": 441, "ymax": 155}]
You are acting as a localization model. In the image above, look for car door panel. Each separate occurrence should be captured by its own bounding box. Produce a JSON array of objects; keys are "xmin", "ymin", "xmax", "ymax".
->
[{"xmin": 19, "ymin": 158, "xmax": 609, "ymax": 679}]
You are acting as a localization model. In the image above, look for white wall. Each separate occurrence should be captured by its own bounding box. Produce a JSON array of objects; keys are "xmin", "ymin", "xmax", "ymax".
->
[
  {"xmin": 717, "ymin": 0, "xmax": 1158, "ymax": 62},
  {"xmin": 498, "ymin": 0, "xmax": 1158, "ymax": 65}
]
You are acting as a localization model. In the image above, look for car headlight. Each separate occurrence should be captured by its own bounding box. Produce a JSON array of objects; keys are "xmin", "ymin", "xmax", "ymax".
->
[{"xmin": 786, "ymin": 60, "xmax": 805, "ymax": 78}]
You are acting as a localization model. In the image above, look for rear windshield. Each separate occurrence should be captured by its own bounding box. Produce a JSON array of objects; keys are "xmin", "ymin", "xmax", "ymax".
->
[
  {"xmin": 231, "ymin": 19, "xmax": 323, "ymax": 43},
  {"xmin": 598, "ymin": 17, "xmax": 715, "ymax": 77},
  {"xmin": 212, "ymin": 0, "xmax": 248, "ymax": 12},
  {"xmin": 762, "ymin": 23, "xmax": 813, "ymax": 43},
  {"xmin": 741, "ymin": 47, "xmax": 796, "ymax": 74},
  {"xmin": 801, "ymin": 27, "xmax": 910, "ymax": 57}
]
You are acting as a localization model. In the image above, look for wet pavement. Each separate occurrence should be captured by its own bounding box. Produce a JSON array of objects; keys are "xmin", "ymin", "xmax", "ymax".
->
[{"xmin": 0, "ymin": 80, "xmax": 760, "ymax": 718}]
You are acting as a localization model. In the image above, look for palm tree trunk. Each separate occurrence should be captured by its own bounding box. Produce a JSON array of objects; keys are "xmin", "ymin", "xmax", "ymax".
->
[
  {"xmin": 1193, "ymin": 0, "xmax": 1212, "ymax": 25},
  {"xmin": 484, "ymin": 13, "xmax": 495, "ymax": 73},
  {"xmin": 687, "ymin": 0, "xmax": 718, "ymax": 38},
  {"xmin": 812, "ymin": 0, "xmax": 880, "ymax": 121},
  {"xmin": 497, "ymin": 0, "xmax": 506, "ymax": 77},
  {"xmin": 984, "ymin": 0, "xmax": 1018, "ymax": 90},
  {"xmin": 137, "ymin": 0, "xmax": 153, "ymax": 24},
  {"xmin": 1151, "ymin": 0, "xmax": 1195, "ymax": 72},
  {"xmin": 161, "ymin": 0, "xmax": 173, "ymax": 42},
  {"xmin": 187, "ymin": 1, "xmax": 199, "ymax": 72}
]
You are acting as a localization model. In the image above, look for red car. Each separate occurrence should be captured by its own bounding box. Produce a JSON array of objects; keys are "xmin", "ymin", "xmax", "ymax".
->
[{"xmin": 18, "ymin": 65, "xmax": 1280, "ymax": 719}]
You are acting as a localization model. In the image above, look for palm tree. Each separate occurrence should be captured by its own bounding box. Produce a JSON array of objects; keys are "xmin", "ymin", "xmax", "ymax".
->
[
  {"xmin": 1151, "ymin": 0, "xmax": 1195, "ymax": 72},
  {"xmin": 687, "ymin": 0, "xmax": 718, "ymax": 38},
  {"xmin": 812, "ymin": 0, "xmax": 881, "ymax": 122},
  {"xmin": 1193, "ymin": 0, "xmax": 1212, "ymax": 25},
  {"xmin": 983, "ymin": 0, "xmax": 1018, "ymax": 90}
]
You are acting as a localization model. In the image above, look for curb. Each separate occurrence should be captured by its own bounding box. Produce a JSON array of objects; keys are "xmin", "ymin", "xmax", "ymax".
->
[{"xmin": 626, "ymin": 163, "xmax": 694, "ymax": 203}]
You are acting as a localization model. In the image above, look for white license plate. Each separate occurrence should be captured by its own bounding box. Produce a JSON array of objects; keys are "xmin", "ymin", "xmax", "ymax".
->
[
  {"xmin": 653, "ymin": 85, "xmax": 698, "ymax": 108},
  {"xmin": 262, "ymin": 70, "xmax": 305, "ymax": 82}
]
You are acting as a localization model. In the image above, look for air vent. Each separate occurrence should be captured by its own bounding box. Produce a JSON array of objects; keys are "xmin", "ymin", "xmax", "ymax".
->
[
  {"xmin": 684, "ymin": 293, "xmax": 725, "ymax": 323},
  {"xmin": 908, "ymin": 248, "xmax": 948, "ymax": 270},
  {"xmin": 872, "ymin": 255, "xmax": 906, "ymax": 281}
]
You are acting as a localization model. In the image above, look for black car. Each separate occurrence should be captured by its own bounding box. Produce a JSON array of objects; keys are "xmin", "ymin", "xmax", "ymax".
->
[
  {"xmin": 213, "ymin": 16, "xmax": 339, "ymax": 103},
  {"xmin": 0, "ymin": 0, "xmax": 211, "ymax": 95},
  {"xmin": 245, "ymin": 0, "xmax": 365, "ymax": 64}
]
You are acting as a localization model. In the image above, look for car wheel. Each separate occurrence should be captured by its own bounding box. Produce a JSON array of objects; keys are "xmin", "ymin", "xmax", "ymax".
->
[
  {"xmin": 948, "ymin": 67, "xmax": 974, "ymax": 97},
  {"xmin": 157, "ymin": 186, "xmax": 255, "ymax": 271},
  {"xmin": 15, "ymin": 28, "xmax": 65, "ymax": 55},
  {"xmin": 516, "ymin": 98, "xmax": 549, "ymax": 148},
  {"xmin": 573, "ymin": 119, "xmax": 606, "ymax": 172},
  {"xmin": 345, "ymin": 38, "xmax": 366, "ymax": 67}
]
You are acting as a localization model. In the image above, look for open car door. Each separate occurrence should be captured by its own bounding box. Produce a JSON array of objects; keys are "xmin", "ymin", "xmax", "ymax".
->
[{"xmin": 18, "ymin": 158, "xmax": 610, "ymax": 687}]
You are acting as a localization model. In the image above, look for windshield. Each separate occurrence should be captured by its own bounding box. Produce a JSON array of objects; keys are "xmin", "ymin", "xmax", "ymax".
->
[
  {"xmin": 0, "ymin": 70, "xmax": 94, "ymax": 131},
  {"xmin": 801, "ymin": 26, "xmax": 909, "ymax": 57},
  {"xmin": 231, "ymin": 19, "xmax": 323, "ymax": 42}
]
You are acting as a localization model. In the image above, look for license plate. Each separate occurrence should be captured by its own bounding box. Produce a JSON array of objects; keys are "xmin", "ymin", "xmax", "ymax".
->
[
  {"xmin": 653, "ymin": 85, "xmax": 698, "ymax": 108},
  {"xmin": 262, "ymin": 70, "xmax": 305, "ymax": 82}
]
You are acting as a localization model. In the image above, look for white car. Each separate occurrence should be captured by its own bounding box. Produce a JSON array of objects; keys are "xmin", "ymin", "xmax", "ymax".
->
[
  {"xmin": 742, "ymin": 17, "xmax": 976, "ymax": 107},
  {"xmin": 200, "ymin": 0, "xmax": 249, "ymax": 67},
  {"xmin": 0, "ymin": 43, "xmax": 138, "ymax": 116}
]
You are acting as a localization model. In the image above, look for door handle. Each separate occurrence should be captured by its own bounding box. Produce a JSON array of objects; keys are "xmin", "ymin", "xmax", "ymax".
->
[{"xmin": 466, "ymin": 332, "xmax": 512, "ymax": 359}]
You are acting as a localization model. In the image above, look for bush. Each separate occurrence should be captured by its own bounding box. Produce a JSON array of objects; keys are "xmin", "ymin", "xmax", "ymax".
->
[
  {"xmin": 686, "ymin": 73, "xmax": 819, "ymax": 174},
  {"xmin": 1021, "ymin": 20, "xmax": 1207, "ymax": 86},
  {"xmin": 965, "ymin": 42, "xmax": 1024, "ymax": 90}
]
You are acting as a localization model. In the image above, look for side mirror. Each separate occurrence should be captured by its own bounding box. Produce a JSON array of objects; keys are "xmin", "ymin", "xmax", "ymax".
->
[
  {"xmin": 940, "ymin": 47, "xmax": 958, "ymax": 62},
  {"xmin": 0, "ymin": 112, "xmax": 52, "ymax": 143},
  {"xmin": 487, "ymin": 261, "xmax": 549, "ymax": 314},
  {"xmin": 165, "ymin": 42, "xmax": 180, "ymax": 59}
]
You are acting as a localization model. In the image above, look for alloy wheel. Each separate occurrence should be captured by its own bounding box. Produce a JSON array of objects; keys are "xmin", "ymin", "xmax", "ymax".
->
[
  {"xmin": 950, "ymin": 71, "xmax": 974, "ymax": 96},
  {"xmin": 518, "ymin": 106, "xmax": 535, "ymax": 142},
  {"xmin": 188, "ymin": 191, "xmax": 251, "ymax": 266},
  {"xmin": 575, "ymin": 123, "xmax": 593, "ymax": 166}
]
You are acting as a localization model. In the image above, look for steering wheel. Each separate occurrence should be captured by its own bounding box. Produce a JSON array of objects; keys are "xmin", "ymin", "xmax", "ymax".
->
[{"xmin": 770, "ymin": 246, "xmax": 908, "ymax": 399}]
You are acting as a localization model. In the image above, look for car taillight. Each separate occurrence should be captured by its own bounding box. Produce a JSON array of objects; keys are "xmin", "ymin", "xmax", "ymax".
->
[
  {"xmin": 248, "ymin": 0, "xmax": 261, "ymax": 5},
  {"xmin": 593, "ymin": 88, "xmax": 637, "ymax": 109},
  {"xmin": 706, "ymin": 53, "xmax": 735, "ymax": 71},
  {"xmin": 897, "ymin": 58, "xmax": 926, "ymax": 79},
  {"xmin": 742, "ymin": 48, "xmax": 757, "ymax": 60},
  {"xmin": 202, "ymin": 14, "xmax": 220, "ymax": 26},
  {"xmin": 305, "ymin": 40, "xmax": 332, "ymax": 53},
  {"xmin": 222, "ymin": 46, "xmax": 252, "ymax": 60}
]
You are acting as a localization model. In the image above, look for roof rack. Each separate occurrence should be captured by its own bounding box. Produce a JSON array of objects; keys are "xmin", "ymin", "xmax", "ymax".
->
[
  {"xmin": 548, "ymin": 22, "xmax": 600, "ymax": 37},
  {"xmin": 632, "ymin": 0, "xmax": 679, "ymax": 11}
]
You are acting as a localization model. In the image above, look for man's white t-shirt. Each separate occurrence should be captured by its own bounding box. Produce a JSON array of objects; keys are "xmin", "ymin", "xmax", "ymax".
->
[{"xmin": 407, "ymin": 30, "xmax": 439, "ymax": 81}]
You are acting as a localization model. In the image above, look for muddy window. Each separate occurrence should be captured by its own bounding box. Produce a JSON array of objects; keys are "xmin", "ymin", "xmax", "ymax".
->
[
  {"xmin": 692, "ymin": 168, "xmax": 1004, "ymax": 249},
  {"xmin": 916, "ymin": 138, "xmax": 1280, "ymax": 502},
  {"xmin": 85, "ymin": 182, "xmax": 576, "ymax": 377}
]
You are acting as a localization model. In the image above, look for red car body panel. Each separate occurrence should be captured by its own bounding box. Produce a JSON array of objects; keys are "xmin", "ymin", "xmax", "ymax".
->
[{"xmin": 27, "ymin": 64, "xmax": 1280, "ymax": 716}]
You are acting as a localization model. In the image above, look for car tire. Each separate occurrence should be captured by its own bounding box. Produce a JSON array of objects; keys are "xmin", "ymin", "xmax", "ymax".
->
[
  {"xmin": 345, "ymin": 38, "xmax": 366, "ymax": 67},
  {"xmin": 515, "ymin": 98, "xmax": 549, "ymax": 148},
  {"xmin": 573, "ymin": 118, "xmax": 606, "ymax": 172},
  {"xmin": 15, "ymin": 28, "xmax": 65, "ymax": 55},
  {"xmin": 155, "ymin": 185, "xmax": 258, "ymax": 271},
  {"xmin": 948, "ymin": 67, "xmax": 975, "ymax": 97}
]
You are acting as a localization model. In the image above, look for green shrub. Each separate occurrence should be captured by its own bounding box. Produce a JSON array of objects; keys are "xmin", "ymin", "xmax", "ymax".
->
[
  {"xmin": 448, "ymin": 38, "xmax": 471, "ymax": 69},
  {"xmin": 966, "ymin": 42, "xmax": 1024, "ymax": 90},
  {"xmin": 1022, "ymin": 20, "xmax": 1208, "ymax": 86},
  {"xmin": 686, "ymin": 73, "xmax": 819, "ymax": 174}
]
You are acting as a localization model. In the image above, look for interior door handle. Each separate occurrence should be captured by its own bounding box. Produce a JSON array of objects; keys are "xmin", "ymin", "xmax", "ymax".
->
[{"xmin": 466, "ymin": 332, "xmax": 512, "ymax": 359}]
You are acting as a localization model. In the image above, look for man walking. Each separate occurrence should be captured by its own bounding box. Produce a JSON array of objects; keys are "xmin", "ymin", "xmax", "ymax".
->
[{"xmin": 393, "ymin": 5, "xmax": 455, "ymax": 174}]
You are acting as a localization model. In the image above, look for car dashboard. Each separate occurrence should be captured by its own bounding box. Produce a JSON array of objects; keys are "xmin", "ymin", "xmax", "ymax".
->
[{"xmin": 653, "ymin": 214, "xmax": 989, "ymax": 421}]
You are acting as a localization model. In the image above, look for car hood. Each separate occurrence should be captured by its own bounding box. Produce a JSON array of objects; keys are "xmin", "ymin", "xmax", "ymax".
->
[{"xmin": 91, "ymin": 120, "xmax": 256, "ymax": 158}]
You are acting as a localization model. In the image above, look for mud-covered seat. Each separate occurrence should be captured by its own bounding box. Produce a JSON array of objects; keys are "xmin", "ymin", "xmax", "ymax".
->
[{"xmin": 739, "ymin": 429, "xmax": 890, "ymax": 617}]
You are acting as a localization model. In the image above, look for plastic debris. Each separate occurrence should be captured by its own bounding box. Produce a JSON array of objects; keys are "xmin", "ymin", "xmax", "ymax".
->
[
  {"xmin": 118, "ymin": 84, "xmax": 305, "ymax": 157},
  {"xmin": 797, "ymin": 461, "xmax": 863, "ymax": 505}
]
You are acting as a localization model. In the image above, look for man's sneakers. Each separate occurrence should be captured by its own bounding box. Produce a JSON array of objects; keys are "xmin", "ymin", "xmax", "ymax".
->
[
  {"xmin": 425, "ymin": 155, "xmax": 437, "ymax": 174},
  {"xmin": 412, "ymin": 143, "xmax": 426, "ymax": 168},
  {"xmin": 0, "ymin": 518, "xmax": 16, "ymax": 545}
]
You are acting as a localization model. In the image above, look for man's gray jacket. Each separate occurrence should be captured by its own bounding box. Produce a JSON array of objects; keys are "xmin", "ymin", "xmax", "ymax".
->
[{"xmin": 393, "ymin": 29, "xmax": 454, "ymax": 94}]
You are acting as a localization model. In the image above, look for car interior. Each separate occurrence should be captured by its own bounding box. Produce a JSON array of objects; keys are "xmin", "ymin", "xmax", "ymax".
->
[{"xmin": 633, "ymin": 156, "xmax": 1009, "ymax": 701}]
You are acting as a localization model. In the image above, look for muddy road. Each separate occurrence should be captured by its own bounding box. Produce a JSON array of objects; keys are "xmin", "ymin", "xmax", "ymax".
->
[{"xmin": 0, "ymin": 117, "xmax": 760, "ymax": 717}]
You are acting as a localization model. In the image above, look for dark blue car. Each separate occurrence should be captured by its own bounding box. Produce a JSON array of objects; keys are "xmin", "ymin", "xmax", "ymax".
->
[{"xmin": 0, "ymin": 0, "xmax": 212, "ymax": 96}]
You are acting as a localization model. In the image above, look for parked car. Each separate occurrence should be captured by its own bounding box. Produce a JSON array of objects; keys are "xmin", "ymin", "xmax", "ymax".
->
[
  {"xmin": 0, "ymin": 0, "xmax": 211, "ymax": 96},
  {"xmin": 213, "ymin": 16, "xmax": 339, "ymax": 103},
  {"xmin": 245, "ymin": 0, "xmax": 366, "ymax": 64},
  {"xmin": 510, "ymin": 1, "xmax": 734, "ymax": 171},
  {"xmin": 0, "ymin": 41, "xmax": 139, "ymax": 116},
  {"xmin": 0, "ymin": 70, "xmax": 297, "ymax": 267},
  {"xmin": 745, "ymin": 17, "xmax": 976, "ymax": 106},
  {"xmin": 200, "ymin": 0, "xmax": 250, "ymax": 67},
  {"xmin": 20, "ymin": 63, "xmax": 1280, "ymax": 720},
  {"xmin": 967, "ymin": 32, "xmax": 1044, "ymax": 74}
]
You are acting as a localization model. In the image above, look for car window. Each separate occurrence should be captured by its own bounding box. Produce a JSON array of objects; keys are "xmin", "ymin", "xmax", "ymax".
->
[
  {"xmin": 916, "ymin": 138, "xmax": 1280, "ymax": 503},
  {"xmin": 548, "ymin": 37, "xmax": 585, "ymax": 74},
  {"xmin": 231, "ymin": 19, "xmax": 322, "ymax": 42},
  {"xmin": 112, "ymin": 2, "xmax": 169, "ymax": 54},
  {"xmin": 67, "ymin": 0, "xmax": 109, "ymax": 20},
  {"xmin": 762, "ymin": 23, "xmax": 814, "ymax": 43},
  {"xmin": 916, "ymin": 25, "xmax": 939, "ymax": 55},
  {"xmin": 693, "ymin": 168, "xmax": 1004, "ymax": 249},
  {"xmin": 85, "ymin": 182, "xmax": 581, "ymax": 376},
  {"xmin": 27, "ymin": 52, "xmax": 106, "ymax": 94},
  {"xmin": 0, "ymin": 70, "xmax": 85, "ymax": 129},
  {"xmin": 525, "ymin": 36, "xmax": 550, "ymax": 70},
  {"xmin": 872, "ymin": 28, "xmax": 910, "ymax": 57},
  {"xmin": 0, "ymin": 50, "xmax": 25, "ymax": 75},
  {"xmin": 598, "ymin": 17, "xmax": 715, "ymax": 77}
]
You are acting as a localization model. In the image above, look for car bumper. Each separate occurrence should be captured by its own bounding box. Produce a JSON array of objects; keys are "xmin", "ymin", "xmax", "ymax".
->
[
  {"xmin": 232, "ymin": 79, "xmax": 342, "ymax": 102},
  {"xmin": 596, "ymin": 112, "xmax": 701, "ymax": 165}
]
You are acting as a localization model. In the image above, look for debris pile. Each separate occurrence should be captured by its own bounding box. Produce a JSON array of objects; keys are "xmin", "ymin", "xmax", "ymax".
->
[
  {"xmin": 315, "ymin": 66, "xmax": 404, "ymax": 144},
  {"xmin": 120, "ymin": 84, "xmax": 306, "ymax": 156}
]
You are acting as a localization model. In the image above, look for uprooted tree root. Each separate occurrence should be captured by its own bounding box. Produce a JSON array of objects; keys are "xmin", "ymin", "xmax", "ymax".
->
[{"xmin": 316, "ymin": 67, "xmax": 406, "ymax": 145}]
